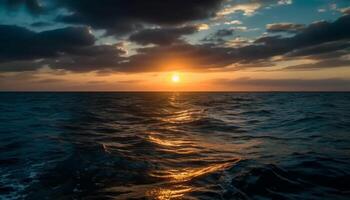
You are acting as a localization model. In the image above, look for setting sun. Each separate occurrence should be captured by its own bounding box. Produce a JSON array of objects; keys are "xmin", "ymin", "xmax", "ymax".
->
[
  {"xmin": 1, "ymin": 1, "xmax": 350, "ymax": 200},
  {"xmin": 171, "ymin": 73, "xmax": 181, "ymax": 83}
]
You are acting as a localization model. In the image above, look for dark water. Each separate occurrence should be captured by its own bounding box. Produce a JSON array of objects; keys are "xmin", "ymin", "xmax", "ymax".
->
[{"xmin": 0, "ymin": 92, "xmax": 350, "ymax": 200}]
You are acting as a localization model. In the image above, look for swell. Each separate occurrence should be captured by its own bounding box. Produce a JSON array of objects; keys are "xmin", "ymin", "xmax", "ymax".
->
[{"xmin": 0, "ymin": 92, "xmax": 350, "ymax": 200}]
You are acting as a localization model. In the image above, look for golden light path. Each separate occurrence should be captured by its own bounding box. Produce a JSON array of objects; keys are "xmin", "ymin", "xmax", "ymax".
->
[
  {"xmin": 143, "ymin": 94, "xmax": 244, "ymax": 200},
  {"xmin": 102, "ymin": 94, "xmax": 259, "ymax": 200}
]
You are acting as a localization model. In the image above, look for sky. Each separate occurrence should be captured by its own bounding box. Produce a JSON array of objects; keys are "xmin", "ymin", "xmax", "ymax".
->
[{"xmin": 0, "ymin": 0, "xmax": 350, "ymax": 91}]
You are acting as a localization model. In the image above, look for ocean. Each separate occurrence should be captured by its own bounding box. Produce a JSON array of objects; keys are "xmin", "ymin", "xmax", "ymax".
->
[{"xmin": 0, "ymin": 92, "xmax": 349, "ymax": 200}]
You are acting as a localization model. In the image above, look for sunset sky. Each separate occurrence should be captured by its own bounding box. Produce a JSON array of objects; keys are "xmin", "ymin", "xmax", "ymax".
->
[{"xmin": 1, "ymin": 0, "xmax": 350, "ymax": 91}]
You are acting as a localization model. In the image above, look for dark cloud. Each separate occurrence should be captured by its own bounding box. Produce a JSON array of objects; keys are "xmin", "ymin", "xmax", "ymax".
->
[
  {"xmin": 214, "ymin": 77, "xmax": 350, "ymax": 91},
  {"xmin": 129, "ymin": 26, "xmax": 198, "ymax": 45},
  {"xmin": 194, "ymin": 14, "xmax": 350, "ymax": 70},
  {"xmin": 0, "ymin": 60, "xmax": 44, "ymax": 72},
  {"xmin": 214, "ymin": 29, "xmax": 235, "ymax": 37},
  {"xmin": 234, "ymin": 15, "xmax": 350, "ymax": 62},
  {"xmin": 284, "ymin": 40, "xmax": 350, "ymax": 58},
  {"xmin": 55, "ymin": 0, "xmax": 225, "ymax": 35},
  {"xmin": 0, "ymin": 44, "xmax": 127, "ymax": 72},
  {"xmin": 113, "ymin": 43, "xmax": 233, "ymax": 72},
  {"xmin": 206, "ymin": 14, "xmax": 350, "ymax": 69},
  {"xmin": 0, "ymin": 25, "xmax": 95, "ymax": 62},
  {"xmin": 266, "ymin": 23, "xmax": 305, "ymax": 33},
  {"xmin": 0, "ymin": 25, "xmax": 126, "ymax": 72},
  {"xmin": 0, "ymin": 8, "xmax": 349, "ymax": 73},
  {"xmin": 202, "ymin": 29, "xmax": 235, "ymax": 43},
  {"xmin": 30, "ymin": 21, "xmax": 53, "ymax": 27},
  {"xmin": 1, "ymin": 0, "xmax": 43, "ymax": 14},
  {"xmin": 282, "ymin": 58, "xmax": 350, "ymax": 71},
  {"xmin": 267, "ymin": 16, "xmax": 350, "ymax": 49},
  {"xmin": 41, "ymin": 45, "xmax": 127, "ymax": 72}
]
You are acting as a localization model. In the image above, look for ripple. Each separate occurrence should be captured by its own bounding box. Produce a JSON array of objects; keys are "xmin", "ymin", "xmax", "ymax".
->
[
  {"xmin": 1, "ymin": 92, "xmax": 350, "ymax": 199},
  {"xmin": 150, "ymin": 158, "xmax": 240, "ymax": 183}
]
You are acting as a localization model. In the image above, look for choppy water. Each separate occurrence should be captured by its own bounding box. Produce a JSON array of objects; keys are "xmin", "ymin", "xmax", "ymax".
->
[{"xmin": 0, "ymin": 92, "xmax": 350, "ymax": 200}]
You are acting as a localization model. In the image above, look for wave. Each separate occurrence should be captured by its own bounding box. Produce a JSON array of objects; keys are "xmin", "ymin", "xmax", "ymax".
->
[{"xmin": 0, "ymin": 92, "xmax": 350, "ymax": 199}]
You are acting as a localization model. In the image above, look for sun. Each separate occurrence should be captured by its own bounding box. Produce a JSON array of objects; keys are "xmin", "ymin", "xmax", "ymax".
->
[{"xmin": 171, "ymin": 73, "xmax": 180, "ymax": 83}]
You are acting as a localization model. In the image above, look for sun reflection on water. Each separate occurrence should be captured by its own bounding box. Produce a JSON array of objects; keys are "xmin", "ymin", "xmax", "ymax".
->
[
  {"xmin": 142, "ymin": 93, "xmax": 242, "ymax": 199},
  {"xmin": 150, "ymin": 159, "xmax": 240, "ymax": 183},
  {"xmin": 146, "ymin": 185, "xmax": 192, "ymax": 200},
  {"xmin": 103, "ymin": 93, "xmax": 248, "ymax": 200}
]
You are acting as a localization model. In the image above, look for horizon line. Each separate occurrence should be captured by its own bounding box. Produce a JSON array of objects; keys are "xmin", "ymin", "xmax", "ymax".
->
[{"xmin": 1, "ymin": 90, "xmax": 349, "ymax": 93}]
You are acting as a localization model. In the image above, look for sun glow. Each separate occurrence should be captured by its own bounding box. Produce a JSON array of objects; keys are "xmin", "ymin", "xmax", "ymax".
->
[{"xmin": 171, "ymin": 73, "xmax": 180, "ymax": 83}]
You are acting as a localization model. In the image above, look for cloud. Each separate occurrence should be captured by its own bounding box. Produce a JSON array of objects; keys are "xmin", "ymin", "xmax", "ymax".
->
[
  {"xmin": 0, "ymin": 25, "xmax": 126, "ymax": 72},
  {"xmin": 284, "ymin": 40, "xmax": 350, "ymax": 58},
  {"xmin": 0, "ymin": 10, "xmax": 349, "ymax": 74},
  {"xmin": 266, "ymin": 23, "xmax": 305, "ymax": 33},
  {"xmin": 218, "ymin": 3, "xmax": 261, "ymax": 16},
  {"xmin": 55, "ymin": 0, "xmax": 225, "ymax": 35},
  {"xmin": 202, "ymin": 29, "xmax": 235, "ymax": 43},
  {"xmin": 1, "ymin": 0, "xmax": 43, "ymax": 14},
  {"xmin": 0, "ymin": 25, "xmax": 95, "ymax": 62},
  {"xmin": 318, "ymin": 8, "xmax": 326, "ymax": 13},
  {"xmin": 225, "ymin": 37, "xmax": 252, "ymax": 47},
  {"xmin": 36, "ymin": 45, "xmax": 127, "ymax": 72},
  {"xmin": 213, "ymin": 29, "xmax": 235, "ymax": 37},
  {"xmin": 217, "ymin": 0, "xmax": 292, "ymax": 17},
  {"xmin": 232, "ymin": 26, "xmax": 248, "ymax": 31},
  {"xmin": 340, "ymin": 7, "xmax": 350, "ymax": 15},
  {"xmin": 277, "ymin": 0, "xmax": 292, "ymax": 5},
  {"xmin": 32, "ymin": 78, "xmax": 64, "ymax": 83},
  {"xmin": 198, "ymin": 24, "xmax": 210, "ymax": 30},
  {"xmin": 30, "ymin": 21, "xmax": 53, "ymax": 27},
  {"xmin": 203, "ymin": 14, "xmax": 350, "ymax": 70},
  {"xmin": 111, "ymin": 43, "xmax": 234, "ymax": 72},
  {"xmin": 282, "ymin": 58, "xmax": 350, "ymax": 71},
  {"xmin": 129, "ymin": 26, "xmax": 198, "ymax": 45},
  {"xmin": 236, "ymin": 14, "xmax": 350, "ymax": 61},
  {"xmin": 224, "ymin": 20, "xmax": 242, "ymax": 25}
]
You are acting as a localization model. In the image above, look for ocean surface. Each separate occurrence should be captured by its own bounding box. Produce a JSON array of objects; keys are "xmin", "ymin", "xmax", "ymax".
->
[{"xmin": 0, "ymin": 92, "xmax": 350, "ymax": 200}]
